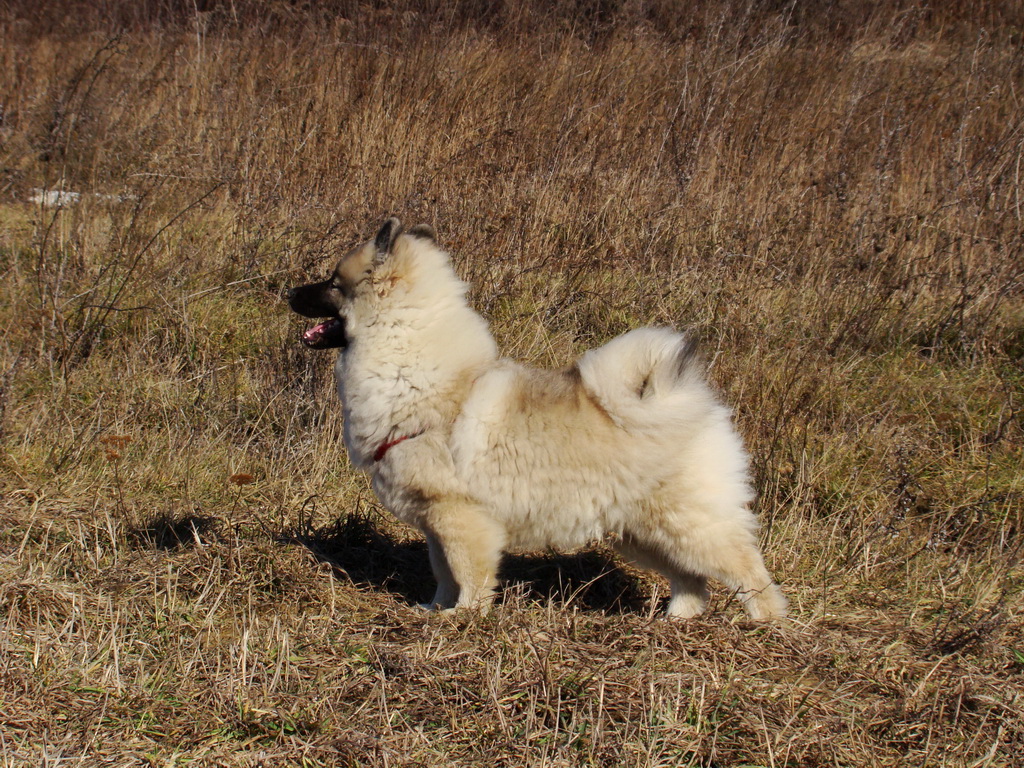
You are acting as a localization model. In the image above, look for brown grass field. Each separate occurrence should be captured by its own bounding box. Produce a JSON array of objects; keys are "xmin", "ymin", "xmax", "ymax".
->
[{"xmin": 1, "ymin": 1, "xmax": 1023, "ymax": 765}]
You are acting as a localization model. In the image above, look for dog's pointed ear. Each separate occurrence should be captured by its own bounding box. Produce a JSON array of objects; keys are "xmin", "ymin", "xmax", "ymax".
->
[
  {"xmin": 407, "ymin": 224, "xmax": 436, "ymax": 242},
  {"xmin": 373, "ymin": 217, "xmax": 402, "ymax": 265}
]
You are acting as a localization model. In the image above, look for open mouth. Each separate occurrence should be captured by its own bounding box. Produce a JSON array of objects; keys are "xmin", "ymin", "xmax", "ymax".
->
[{"xmin": 301, "ymin": 317, "xmax": 347, "ymax": 349}]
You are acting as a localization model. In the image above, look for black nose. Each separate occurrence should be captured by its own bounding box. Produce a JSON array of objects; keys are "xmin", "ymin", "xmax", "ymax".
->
[{"xmin": 286, "ymin": 287, "xmax": 297, "ymax": 301}]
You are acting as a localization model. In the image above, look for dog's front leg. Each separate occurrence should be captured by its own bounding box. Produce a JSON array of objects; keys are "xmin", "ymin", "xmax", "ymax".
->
[
  {"xmin": 422, "ymin": 531, "xmax": 458, "ymax": 609},
  {"xmin": 421, "ymin": 500, "xmax": 506, "ymax": 611}
]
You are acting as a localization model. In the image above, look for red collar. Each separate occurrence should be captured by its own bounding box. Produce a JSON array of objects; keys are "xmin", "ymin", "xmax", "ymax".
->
[{"xmin": 373, "ymin": 434, "xmax": 414, "ymax": 463}]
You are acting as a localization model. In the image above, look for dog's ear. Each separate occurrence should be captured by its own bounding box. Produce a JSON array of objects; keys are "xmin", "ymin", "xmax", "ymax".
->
[
  {"xmin": 373, "ymin": 217, "xmax": 402, "ymax": 265},
  {"xmin": 407, "ymin": 224, "xmax": 436, "ymax": 242}
]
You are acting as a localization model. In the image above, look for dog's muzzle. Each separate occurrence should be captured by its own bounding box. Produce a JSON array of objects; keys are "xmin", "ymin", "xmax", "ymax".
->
[{"xmin": 286, "ymin": 283, "xmax": 349, "ymax": 349}]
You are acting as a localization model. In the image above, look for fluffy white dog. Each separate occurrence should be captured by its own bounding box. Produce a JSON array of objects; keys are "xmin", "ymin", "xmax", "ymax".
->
[{"xmin": 287, "ymin": 218, "xmax": 786, "ymax": 619}]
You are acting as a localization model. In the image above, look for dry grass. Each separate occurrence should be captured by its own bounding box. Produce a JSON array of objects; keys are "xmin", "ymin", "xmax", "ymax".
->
[{"xmin": 1, "ymin": 1, "xmax": 1023, "ymax": 765}]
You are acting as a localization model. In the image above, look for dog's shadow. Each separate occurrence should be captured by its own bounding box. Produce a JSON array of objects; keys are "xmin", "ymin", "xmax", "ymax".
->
[{"xmin": 288, "ymin": 512, "xmax": 651, "ymax": 614}]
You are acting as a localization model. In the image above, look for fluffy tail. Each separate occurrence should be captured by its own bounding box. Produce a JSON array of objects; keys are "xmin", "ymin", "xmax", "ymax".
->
[{"xmin": 576, "ymin": 327, "xmax": 715, "ymax": 433}]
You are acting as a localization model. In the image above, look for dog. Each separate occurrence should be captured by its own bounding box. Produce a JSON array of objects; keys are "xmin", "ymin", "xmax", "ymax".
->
[{"xmin": 287, "ymin": 218, "xmax": 787, "ymax": 619}]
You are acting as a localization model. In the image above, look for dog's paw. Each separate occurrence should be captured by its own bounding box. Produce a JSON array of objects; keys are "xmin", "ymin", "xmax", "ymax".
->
[{"xmin": 416, "ymin": 602, "xmax": 456, "ymax": 613}]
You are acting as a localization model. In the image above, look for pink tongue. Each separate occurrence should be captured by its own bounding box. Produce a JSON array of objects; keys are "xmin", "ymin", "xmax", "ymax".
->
[{"xmin": 303, "ymin": 320, "xmax": 334, "ymax": 344}]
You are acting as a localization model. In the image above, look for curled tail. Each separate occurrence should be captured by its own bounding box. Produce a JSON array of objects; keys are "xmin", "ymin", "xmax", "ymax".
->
[
  {"xmin": 576, "ymin": 327, "xmax": 714, "ymax": 432},
  {"xmin": 652, "ymin": 330, "xmax": 702, "ymax": 394}
]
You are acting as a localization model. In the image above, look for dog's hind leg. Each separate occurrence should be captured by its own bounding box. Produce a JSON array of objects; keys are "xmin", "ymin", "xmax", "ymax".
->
[
  {"xmin": 680, "ymin": 527, "xmax": 787, "ymax": 620},
  {"xmin": 619, "ymin": 509, "xmax": 787, "ymax": 621},
  {"xmin": 667, "ymin": 573, "xmax": 712, "ymax": 618},
  {"xmin": 663, "ymin": 503, "xmax": 787, "ymax": 621},
  {"xmin": 614, "ymin": 535, "xmax": 710, "ymax": 618},
  {"xmin": 422, "ymin": 500, "xmax": 506, "ymax": 611},
  {"xmin": 706, "ymin": 542, "xmax": 788, "ymax": 621}
]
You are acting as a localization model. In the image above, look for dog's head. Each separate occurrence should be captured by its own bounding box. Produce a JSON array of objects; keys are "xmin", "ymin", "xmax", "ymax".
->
[{"xmin": 286, "ymin": 217, "xmax": 436, "ymax": 349}]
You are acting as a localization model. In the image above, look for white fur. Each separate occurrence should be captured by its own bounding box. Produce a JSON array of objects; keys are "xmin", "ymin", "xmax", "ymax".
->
[{"xmin": 325, "ymin": 227, "xmax": 786, "ymax": 619}]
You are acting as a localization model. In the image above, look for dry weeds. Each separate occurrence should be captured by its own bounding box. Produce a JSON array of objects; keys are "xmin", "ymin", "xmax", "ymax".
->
[{"xmin": 1, "ymin": 2, "xmax": 1022, "ymax": 766}]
